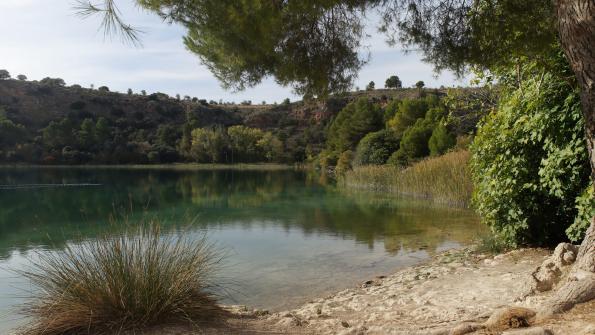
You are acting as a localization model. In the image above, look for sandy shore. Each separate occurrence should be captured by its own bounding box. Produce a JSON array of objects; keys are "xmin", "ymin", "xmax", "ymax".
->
[
  {"xmin": 121, "ymin": 245, "xmax": 595, "ymax": 335},
  {"xmin": 155, "ymin": 246, "xmax": 595, "ymax": 335}
]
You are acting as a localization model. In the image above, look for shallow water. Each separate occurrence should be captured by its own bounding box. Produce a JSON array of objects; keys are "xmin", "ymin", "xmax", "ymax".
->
[{"xmin": 0, "ymin": 166, "xmax": 482, "ymax": 332}]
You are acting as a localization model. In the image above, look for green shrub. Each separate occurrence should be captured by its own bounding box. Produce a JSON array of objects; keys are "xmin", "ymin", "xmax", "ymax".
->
[
  {"xmin": 354, "ymin": 129, "xmax": 400, "ymax": 166},
  {"xmin": 392, "ymin": 119, "xmax": 434, "ymax": 165},
  {"xmin": 428, "ymin": 120, "xmax": 456, "ymax": 156},
  {"xmin": 387, "ymin": 95, "xmax": 440, "ymax": 134},
  {"xmin": 567, "ymin": 186, "xmax": 595, "ymax": 242},
  {"xmin": 470, "ymin": 59, "xmax": 591, "ymax": 247},
  {"xmin": 19, "ymin": 222, "xmax": 226, "ymax": 334},
  {"xmin": 326, "ymin": 97, "xmax": 383, "ymax": 153},
  {"xmin": 335, "ymin": 150, "xmax": 354, "ymax": 175}
]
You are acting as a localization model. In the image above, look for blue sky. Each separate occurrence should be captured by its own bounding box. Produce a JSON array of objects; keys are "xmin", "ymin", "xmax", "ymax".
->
[{"xmin": 0, "ymin": 0, "xmax": 469, "ymax": 103}]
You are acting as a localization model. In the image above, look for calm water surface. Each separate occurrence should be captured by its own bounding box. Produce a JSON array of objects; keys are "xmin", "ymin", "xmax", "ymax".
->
[{"xmin": 0, "ymin": 167, "xmax": 482, "ymax": 331}]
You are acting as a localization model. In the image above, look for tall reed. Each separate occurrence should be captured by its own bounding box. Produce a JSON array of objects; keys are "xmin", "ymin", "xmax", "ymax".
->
[
  {"xmin": 340, "ymin": 150, "xmax": 472, "ymax": 207},
  {"xmin": 18, "ymin": 222, "xmax": 226, "ymax": 335}
]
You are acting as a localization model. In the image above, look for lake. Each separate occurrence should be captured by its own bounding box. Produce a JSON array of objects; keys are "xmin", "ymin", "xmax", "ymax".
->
[{"xmin": 0, "ymin": 166, "xmax": 482, "ymax": 332}]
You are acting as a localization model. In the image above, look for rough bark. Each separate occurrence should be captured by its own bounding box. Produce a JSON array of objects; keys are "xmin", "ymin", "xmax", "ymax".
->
[{"xmin": 539, "ymin": 0, "xmax": 595, "ymax": 317}]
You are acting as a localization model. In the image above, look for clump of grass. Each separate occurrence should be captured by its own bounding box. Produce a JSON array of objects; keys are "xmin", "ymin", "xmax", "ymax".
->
[
  {"xmin": 18, "ymin": 222, "xmax": 227, "ymax": 335},
  {"xmin": 340, "ymin": 150, "xmax": 473, "ymax": 207}
]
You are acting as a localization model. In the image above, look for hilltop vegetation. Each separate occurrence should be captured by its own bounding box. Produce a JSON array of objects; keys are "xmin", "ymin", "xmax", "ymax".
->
[{"xmin": 0, "ymin": 75, "xmax": 456, "ymax": 165}]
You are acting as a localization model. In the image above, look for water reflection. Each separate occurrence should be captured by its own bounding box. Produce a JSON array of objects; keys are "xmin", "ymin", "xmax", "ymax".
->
[
  {"xmin": 0, "ymin": 168, "xmax": 480, "ymax": 259},
  {"xmin": 0, "ymin": 167, "xmax": 483, "ymax": 332}
]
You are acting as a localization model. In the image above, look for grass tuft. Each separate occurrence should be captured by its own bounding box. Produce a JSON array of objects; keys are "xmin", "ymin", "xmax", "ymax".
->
[
  {"xmin": 18, "ymin": 221, "xmax": 227, "ymax": 335},
  {"xmin": 340, "ymin": 150, "xmax": 472, "ymax": 207}
]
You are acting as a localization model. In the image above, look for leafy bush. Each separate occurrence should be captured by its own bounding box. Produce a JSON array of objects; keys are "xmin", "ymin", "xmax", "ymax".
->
[
  {"xmin": 387, "ymin": 95, "xmax": 440, "ymax": 134},
  {"xmin": 470, "ymin": 59, "xmax": 592, "ymax": 246},
  {"xmin": 428, "ymin": 121, "xmax": 456, "ymax": 156},
  {"xmin": 354, "ymin": 129, "xmax": 400, "ymax": 166},
  {"xmin": 391, "ymin": 119, "xmax": 434, "ymax": 165},
  {"xmin": 326, "ymin": 97, "xmax": 383, "ymax": 153},
  {"xmin": 567, "ymin": 186, "xmax": 595, "ymax": 242}
]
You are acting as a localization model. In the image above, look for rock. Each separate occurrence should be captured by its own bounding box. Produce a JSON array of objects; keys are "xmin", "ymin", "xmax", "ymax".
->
[
  {"xmin": 502, "ymin": 327, "xmax": 553, "ymax": 335},
  {"xmin": 484, "ymin": 307, "xmax": 536, "ymax": 331},
  {"xmin": 341, "ymin": 320, "xmax": 350, "ymax": 328}
]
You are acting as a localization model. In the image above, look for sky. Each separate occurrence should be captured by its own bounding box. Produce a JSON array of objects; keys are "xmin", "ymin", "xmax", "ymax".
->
[{"xmin": 0, "ymin": 0, "xmax": 469, "ymax": 104}]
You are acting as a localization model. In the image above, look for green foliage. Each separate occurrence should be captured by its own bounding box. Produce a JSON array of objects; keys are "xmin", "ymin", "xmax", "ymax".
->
[
  {"xmin": 190, "ymin": 127, "xmax": 228, "ymax": 163},
  {"xmin": 0, "ymin": 113, "xmax": 25, "ymax": 146},
  {"xmin": 78, "ymin": 118, "xmax": 96, "ymax": 149},
  {"xmin": 354, "ymin": 129, "xmax": 400, "ymax": 166},
  {"xmin": 470, "ymin": 59, "xmax": 590, "ymax": 246},
  {"xmin": 366, "ymin": 81, "xmax": 375, "ymax": 91},
  {"xmin": 40, "ymin": 77, "xmax": 66, "ymax": 87},
  {"xmin": 567, "ymin": 186, "xmax": 595, "ymax": 242},
  {"xmin": 428, "ymin": 121, "xmax": 456, "ymax": 156},
  {"xmin": 17, "ymin": 74, "xmax": 27, "ymax": 81},
  {"xmin": 95, "ymin": 117, "xmax": 110, "ymax": 143},
  {"xmin": 387, "ymin": 95, "xmax": 440, "ymax": 134},
  {"xmin": 189, "ymin": 125, "xmax": 283, "ymax": 164},
  {"xmin": 0, "ymin": 70, "xmax": 11, "ymax": 80},
  {"xmin": 326, "ymin": 97, "xmax": 383, "ymax": 154},
  {"xmin": 335, "ymin": 150, "xmax": 354, "ymax": 175},
  {"xmin": 42, "ymin": 118, "xmax": 75, "ymax": 149},
  {"xmin": 138, "ymin": 1, "xmax": 366, "ymax": 96},
  {"xmin": 318, "ymin": 149, "xmax": 338, "ymax": 171},
  {"xmin": 385, "ymin": 75, "xmax": 402, "ymax": 89},
  {"xmin": 444, "ymin": 87, "xmax": 498, "ymax": 135},
  {"xmin": 227, "ymin": 125, "xmax": 263, "ymax": 163},
  {"xmin": 415, "ymin": 81, "xmax": 425, "ymax": 89},
  {"xmin": 392, "ymin": 119, "xmax": 434, "ymax": 165}
]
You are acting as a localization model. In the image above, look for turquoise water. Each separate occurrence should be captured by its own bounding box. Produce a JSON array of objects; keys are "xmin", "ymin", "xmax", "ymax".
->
[{"xmin": 0, "ymin": 167, "xmax": 482, "ymax": 332}]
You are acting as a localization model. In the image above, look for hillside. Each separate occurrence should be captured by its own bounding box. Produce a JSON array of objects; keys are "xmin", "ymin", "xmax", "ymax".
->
[{"xmin": 0, "ymin": 78, "xmax": 444, "ymax": 164}]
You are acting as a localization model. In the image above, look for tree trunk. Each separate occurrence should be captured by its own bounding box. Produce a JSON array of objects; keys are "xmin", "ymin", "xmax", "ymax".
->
[{"xmin": 539, "ymin": 0, "xmax": 595, "ymax": 317}]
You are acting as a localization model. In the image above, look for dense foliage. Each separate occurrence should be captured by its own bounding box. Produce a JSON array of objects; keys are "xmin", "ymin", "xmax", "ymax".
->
[
  {"xmin": 189, "ymin": 125, "xmax": 283, "ymax": 163},
  {"xmin": 326, "ymin": 98, "xmax": 384, "ymax": 154},
  {"xmin": 470, "ymin": 58, "xmax": 593, "ymax": 246}
]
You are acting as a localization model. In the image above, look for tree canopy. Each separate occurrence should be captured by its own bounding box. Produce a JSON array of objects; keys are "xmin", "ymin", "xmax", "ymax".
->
[{"xmin": 78, "ymin": 0, "xmax": 561, "ymax": 97}]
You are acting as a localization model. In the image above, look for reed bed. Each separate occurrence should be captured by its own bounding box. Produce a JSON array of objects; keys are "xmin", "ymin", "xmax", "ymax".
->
[
  {"xmin": 340, "ymin": 150, "xmax": 473, "ymax": 207},
  {"xmin": 18, "ymin": 222, "xmax": 227, "ymax": 335}
]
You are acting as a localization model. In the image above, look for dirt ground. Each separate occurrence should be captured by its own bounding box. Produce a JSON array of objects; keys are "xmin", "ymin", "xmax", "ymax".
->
[{"xmin": 147, "ymin": 247, "xmax": 594, "ymax": 335}]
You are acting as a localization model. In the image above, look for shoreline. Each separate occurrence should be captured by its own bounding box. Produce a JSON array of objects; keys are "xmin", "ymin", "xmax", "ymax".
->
[
  {"xmin": 170, "ymin": 246, "xmax": 594, "ymax": 335},
  {"xmin": 0, "ymin": 163, "xmax": 303, "ymax": 171}
]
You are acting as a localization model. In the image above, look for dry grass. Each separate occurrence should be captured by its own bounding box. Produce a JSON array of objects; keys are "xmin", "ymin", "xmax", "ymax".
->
[
  {"xmin": 18, "ymin": 222, "xmax": 227, "ymax": 335},
  {"xmin": 340, "ymin": 150, "xmax": 473, "ymax": 207}
]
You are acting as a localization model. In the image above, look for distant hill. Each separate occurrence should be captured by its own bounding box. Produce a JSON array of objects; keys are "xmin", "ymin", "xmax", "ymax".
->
[{"xmin": 0, "ymin": 77, "xmax": 449, "ymax": 164}]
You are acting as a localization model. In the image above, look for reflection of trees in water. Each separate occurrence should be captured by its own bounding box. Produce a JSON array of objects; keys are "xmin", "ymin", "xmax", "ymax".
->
[
  {"xmin": 291, "ymin": 191, "xmax": 481, "ymax": 255},
  {"xmin": 0, "ymin": 168, "xmax": 481, "ymax": 260}
]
